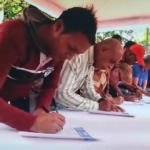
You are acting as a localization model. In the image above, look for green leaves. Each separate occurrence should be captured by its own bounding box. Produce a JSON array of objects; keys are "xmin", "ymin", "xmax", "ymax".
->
[
  {"xmin": 96, "ymin": 30, "xmax": 134, "ymax": 44},
  {"xmin": 2, "ymin": 0, "xmax": 29, "ymax": 21},
  {"xmin": 2, "ymin": 0, "xmax": 56, "ymax": 22},
  {"xmin": 0, "ymin": 0, "xmax": 4, "ymax": 12},
  {"xmin": 134, "ymin": 29, "xmax": 150, "ymax": 47}
]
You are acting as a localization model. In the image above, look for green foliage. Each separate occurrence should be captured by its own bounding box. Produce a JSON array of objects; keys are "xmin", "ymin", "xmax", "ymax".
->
[
  {"xmin": 134, "ymin": 28, "xmax": 150, "ymax": 54},
  {"xmin": 1, "ymin": 0, "xmax": 55, "ymax": 22},
  {"xmin": 0, "ymin": 0, "xmax": 4, "ymax": 12},
  {"xmin": 97, "ymin": 31, "xmax": 115, "ymax": 41},
  {"xmin": 1, "ymin": 0, "xmax": 134, "ymax": 45},
  {"xmin": 135, "ymin": 29, "xmax": 150, "ymax": 46},
  {"xmin": 2, "ymin": 0, "xmax": 29, "ymax": 21},
  {"xmin": 97, "ymin": 30, "xmax": 134, "ymax": 44}
]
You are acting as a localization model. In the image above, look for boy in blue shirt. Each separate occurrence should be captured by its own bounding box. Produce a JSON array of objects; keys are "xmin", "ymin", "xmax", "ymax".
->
[{"xmin": 132, "ymin": 55, "xmax": 150, "ymax": 91}]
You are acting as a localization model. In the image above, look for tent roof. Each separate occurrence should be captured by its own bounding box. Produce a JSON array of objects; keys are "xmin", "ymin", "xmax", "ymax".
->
[{"xmin": 26, "ymin": 0, "xmax": 150, "ymax": 31}]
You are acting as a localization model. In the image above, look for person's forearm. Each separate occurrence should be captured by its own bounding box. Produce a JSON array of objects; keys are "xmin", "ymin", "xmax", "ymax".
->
[
  {"xmin": 137, "ymin": 87, "xmax": 147, "ymax": 95},
  {"xmin": 113, "ymin": 84, "xmax": 124, "ymax": 97},
  {"xmin": 36, "ymin": 88, "xmax": 55, "ymax": 112},
  {"xmin": 142, "ymin": 81, "xmax": 147, "ymax": 91},
  {"xmin": 143, "ymin": 86, "xmax": 146, "ymax": 91},
  {"xmin": 137, "ymin": 87, "xmax": 150, "ymax": 97},
  {"xmin": 116, "ymin": 88, "xmax": 124, "ymax": 97},
  {"xmin": 79, "ymin": 69, "xmax": 101, "ymax": 101},
  {"xmin": 56, "ymin": 89, "xmax": 99, "ymax": 111},
  {"xmin": 125, "ymin": 84, "xmax": 136, "ymax": 92},
  {"xmin": 124, "ymin": 84, "xmax": 146, "ymax": 96},
  {"xmin": 0, "ymin": 98, "xmax": 37, "ymax": 131}
]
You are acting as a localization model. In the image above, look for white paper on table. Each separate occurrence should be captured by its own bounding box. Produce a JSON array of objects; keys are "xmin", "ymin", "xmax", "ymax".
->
[
  {"xmin": 141, "ymin": 96, "xmax": 150, "ymax": 104},
  {"xmin": 123, "ymin": 101, "xmax": 144, "ymax": 105},
  {"xmin": 89, "ymin": 110, "xmax": 134, "ymax": 117},
  {"xmin": 19, "ymin": 127, "xmax": 99, "ymax": 141}
]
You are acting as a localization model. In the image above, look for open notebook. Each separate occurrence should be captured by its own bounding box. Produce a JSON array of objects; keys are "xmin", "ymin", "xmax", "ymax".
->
[
  {"xmin": 89, "ymin": 110, "xmax": 134, "ymax": 117},
  {"xmin": 19, "ymin": 127, "xmax": 99, "ymax": 141}
]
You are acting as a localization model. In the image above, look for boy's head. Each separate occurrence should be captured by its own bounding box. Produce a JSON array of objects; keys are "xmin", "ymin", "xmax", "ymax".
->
[
  {"xmin": 48, "ymin": 5, "xmax": 97, "ymax": 60},
  {"xmin": 123, "ymin": 41, "xmax": 145, "ymax": 66},
  {"xmin": 110, "ymin": 62, "xmax": 132, "ymax": 85}
]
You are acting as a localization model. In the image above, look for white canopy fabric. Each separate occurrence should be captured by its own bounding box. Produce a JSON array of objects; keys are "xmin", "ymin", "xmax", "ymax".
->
[{"xmin": 26, "ymin": 0, "xmax": 150, "ymax": 31}]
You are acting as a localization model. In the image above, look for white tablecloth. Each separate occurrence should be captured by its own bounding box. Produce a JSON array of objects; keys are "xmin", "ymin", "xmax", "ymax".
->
[{"xmin": 0, "ymin": 96, "xmax": 150, "ymax": 150}]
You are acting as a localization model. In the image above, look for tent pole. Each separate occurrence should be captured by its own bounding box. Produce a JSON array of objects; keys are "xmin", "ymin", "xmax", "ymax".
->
[{"xmin": 146, "ymin": 28, "xmax": 149, "ymax": 55}]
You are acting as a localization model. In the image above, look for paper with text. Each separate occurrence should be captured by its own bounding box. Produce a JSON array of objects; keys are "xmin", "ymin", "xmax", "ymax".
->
[{"xmin": 19, "ymin": 127, "xmax": 98, "ymax": 141}]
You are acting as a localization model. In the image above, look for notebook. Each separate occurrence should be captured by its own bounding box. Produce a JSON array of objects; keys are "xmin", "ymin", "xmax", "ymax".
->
[
  {"xmin": 19, "ymin": 127, "xmax": 99, "ymax": 141},
  {"xmin": 89, "ymin": 110, "xmax": 134, "ymax": 117}
]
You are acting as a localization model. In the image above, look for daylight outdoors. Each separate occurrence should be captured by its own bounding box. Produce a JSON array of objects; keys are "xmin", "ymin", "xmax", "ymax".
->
[
  {"xmin": 0, "ymin": 1, "xmax": 150, "ymax": 150},
  {"xmin": 0, "ymin": 0, "xmax": 149, "ymax": 54}
]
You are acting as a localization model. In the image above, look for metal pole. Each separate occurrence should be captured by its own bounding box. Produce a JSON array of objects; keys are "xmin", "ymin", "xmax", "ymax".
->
[{"xmin": 146, "ymin": 28, "xmax": 149, "ymax": 54}]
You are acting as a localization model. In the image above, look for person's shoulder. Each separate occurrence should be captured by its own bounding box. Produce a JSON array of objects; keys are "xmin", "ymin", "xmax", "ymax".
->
[
  {"xmin": 0, "ymin": 19, "xmax": 27, "ymax": 39},
  {"xmin": 77, "ymin": 45, "xmax": 93, "ymax": 63},
  {"xmin": 133, "ymin": 63, "xmax": 141, "ymax": 67},
  {"xmin": 0, "ymin": 19, "xmax": 29, "ymax": 62},
  {"xmin": 71, "ymin": 47, "xmax": 90, "ymax": 63},
  {"xmin": 132, "ymin": 63, "xmax": 141, "ymax": 69}
]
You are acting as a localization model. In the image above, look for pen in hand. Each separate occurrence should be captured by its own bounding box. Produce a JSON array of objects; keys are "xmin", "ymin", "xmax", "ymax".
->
[{"xmin": 52, "ymin": 98, "xmax": 59, "ymax": 113}]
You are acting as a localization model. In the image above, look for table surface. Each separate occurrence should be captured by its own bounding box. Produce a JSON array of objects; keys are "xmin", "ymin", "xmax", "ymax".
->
[{"xmin": 0, "ymin": 96, "xmax": 150, "ymax": 150}]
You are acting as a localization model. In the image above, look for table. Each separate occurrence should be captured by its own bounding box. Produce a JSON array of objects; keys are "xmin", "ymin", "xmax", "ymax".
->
[{"xmin": 0, "ymin": 96, "xmax": 150, "ymax": 150}]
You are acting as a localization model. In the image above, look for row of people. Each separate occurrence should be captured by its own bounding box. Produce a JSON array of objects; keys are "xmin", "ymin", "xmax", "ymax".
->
[
  {"xmin": 55, "ymin": 37, "xmax": 148, "ymax": 107},
  {"xmin": 0, "ymin": 5, "xmax": 148, "ymax": 134}
]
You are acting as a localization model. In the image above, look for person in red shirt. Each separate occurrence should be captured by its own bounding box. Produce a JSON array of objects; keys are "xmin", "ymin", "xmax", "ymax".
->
[{"xmin": 0, "ymin": 5, "xmax": 97, "ymax": 133}]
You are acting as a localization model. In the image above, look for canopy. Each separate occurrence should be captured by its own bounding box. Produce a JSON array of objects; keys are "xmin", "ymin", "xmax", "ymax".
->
[{"xmin": 26, "ymin": 0, "xmax": 150, "ymax": 31}]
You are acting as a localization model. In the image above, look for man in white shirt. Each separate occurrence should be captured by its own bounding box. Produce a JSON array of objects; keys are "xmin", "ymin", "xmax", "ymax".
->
[{"xmin": 55, "ymin": 39, "xmax": 124, "ymax": 111}]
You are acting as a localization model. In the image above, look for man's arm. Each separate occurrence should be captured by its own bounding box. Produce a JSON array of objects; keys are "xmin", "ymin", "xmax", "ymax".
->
[
  {"xmin": 0, "ymin": 33, "xmax": 37, "ymax": 131},
  {"xmin": 127, "ymin": 82, "xmax": 150, "ymax": 97},
  {"xmin": 55, "ymin": 60, "xmax": 100, "ymax": 111},
  {"xmin": 30, "ymin": 60, "xmax": 66, "ymax": 133},
  {"xmin": 111, "ymin": 84, "xmax": 124, "ymax": 97},
  {"xmin": 111, "ymin": 84, "xmax": 135, "ymax": 101},
  {"xmin": 80, "ymin": 69, "xmax": 101, "ymax": 101},
  {"xmin": 132, "ymin": 77, "xmax": 139, "ymax": 86},
  {"xmin": 131, "ymin": 64, "xmax": 141, "ymax": 88},
  {"xmin": 142, "ymin": 71, "xmax": 149, "ymax": 91},
  {"xmin": 131, "ymin": 82, "xmax": 150, "ymax": 97},
  {"xmin": 142, "ymin": 80, "xmax": 147, "ymax": 91},
  {"xmin": 125, "ymin": 84, "xmax": 142, "ymax": 100}
]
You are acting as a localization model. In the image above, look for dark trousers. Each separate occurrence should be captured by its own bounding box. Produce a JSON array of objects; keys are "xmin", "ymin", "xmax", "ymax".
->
[
  {"xmin": 109, "ymin": 85, "xmax": 118, "ymax": 97},
  {"xmin": 10, "ymin": 97, "xmax": 30, "ymax": 112}
]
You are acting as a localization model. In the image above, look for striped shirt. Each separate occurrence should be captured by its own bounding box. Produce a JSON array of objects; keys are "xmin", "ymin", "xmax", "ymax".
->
[{"xmin": 55, "ymin": 46, "xmax": 101, "ymax": 111}]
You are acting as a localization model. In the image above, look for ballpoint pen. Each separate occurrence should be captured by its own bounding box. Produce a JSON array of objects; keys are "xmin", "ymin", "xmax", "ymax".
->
[{"xmin": 52, "ymin": 98, "xmax": 59, "ymax": 113}]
